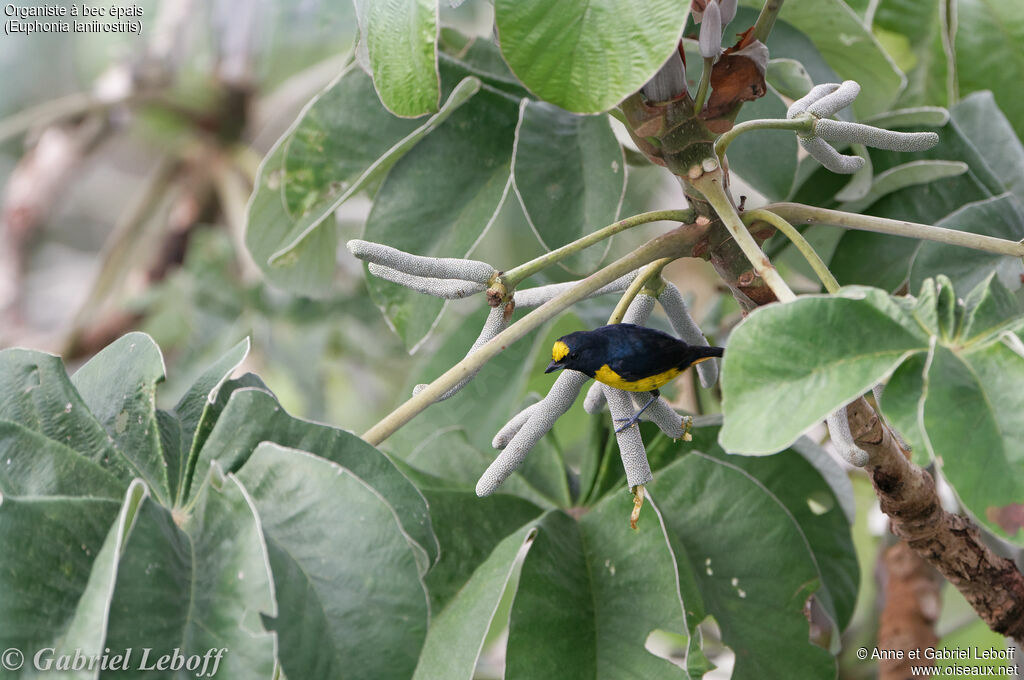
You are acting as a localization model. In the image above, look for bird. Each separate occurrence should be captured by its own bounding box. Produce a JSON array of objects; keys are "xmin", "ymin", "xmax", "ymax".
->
[{"xmin": 545, "ymin": 323, "xmax": 724, "ymax": 432}]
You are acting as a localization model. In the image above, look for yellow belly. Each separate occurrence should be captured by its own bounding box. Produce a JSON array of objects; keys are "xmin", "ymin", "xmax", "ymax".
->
[{"xmin": 594, "ymin": 364, "xmax": 681, "ymax": 392}]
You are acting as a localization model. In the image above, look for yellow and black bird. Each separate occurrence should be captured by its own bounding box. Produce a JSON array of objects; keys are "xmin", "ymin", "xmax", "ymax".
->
[{"xmin": 545, "ymin": 323, "xmax": 724, "ymax": 432}]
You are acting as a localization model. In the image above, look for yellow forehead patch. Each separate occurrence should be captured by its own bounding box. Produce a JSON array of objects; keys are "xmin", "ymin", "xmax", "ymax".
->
[{"xmin": 551, "ymin": 340, "xmax": 570, "ymax": 362}]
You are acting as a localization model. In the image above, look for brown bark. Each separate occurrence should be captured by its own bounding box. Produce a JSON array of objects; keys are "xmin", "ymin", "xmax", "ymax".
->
[
  {"xmin": 848, "ymin": 399, "xmax": 1024, "ymax": 642},
  {"xmin": 878, "ymin": 541, "xmax": 943, "ymax": 679}
]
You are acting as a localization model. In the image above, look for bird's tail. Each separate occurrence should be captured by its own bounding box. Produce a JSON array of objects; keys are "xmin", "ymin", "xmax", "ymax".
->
[
  {"xmin": 687, "ymin": 345, "xmax": 724, "ymax": 367},
  {"xmin": 694, "ymin": 345, "xmax": 724, "ymax": 359}
]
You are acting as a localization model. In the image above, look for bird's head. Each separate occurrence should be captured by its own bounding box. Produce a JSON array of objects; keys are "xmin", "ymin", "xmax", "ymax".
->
[{"xmin": 545, "ymin": 331, "xmax": 599, "ymax": 375}]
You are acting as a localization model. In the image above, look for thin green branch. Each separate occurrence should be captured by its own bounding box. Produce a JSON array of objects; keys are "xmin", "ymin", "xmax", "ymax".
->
[
  {"xmin": 692, "ymin": 168, "xmax": 797, "ymax": 303},
  {"xmin": 715, "ymin": 115, "xmax": 814, "ymax": 159},
  {"xmin": 692, "ymin": 57, "xmax": 715, "ymax": 115},
  {"xmin": 608, "ymin": 257, "xmax": 674, "ymax": 324},
  {"xmin": 765, "ymin": 203, "xmax": 1024, "ymax": 258},
  {"xmin": 753, "ymin": 0, "xmax": 785, "ymax": 43},
  {"xmin": 744, "ymin": 209, "xmax": 840, "ymax": 293},
  {"xmin": 502, "ymin": 209, "xmax": 693, "ymax": 288},
  {"xmin": 361, "ymin": 223, "xmax": 707, "ymax": 446}
]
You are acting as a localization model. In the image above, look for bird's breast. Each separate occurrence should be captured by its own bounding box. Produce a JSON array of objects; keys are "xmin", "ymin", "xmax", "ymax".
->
[{"xmin": 593, "ymin": 364, "xmax": 681, "ymax": 392}]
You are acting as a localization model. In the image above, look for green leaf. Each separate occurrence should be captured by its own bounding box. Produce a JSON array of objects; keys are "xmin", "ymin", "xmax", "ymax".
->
[
  {"xmin": 0, "ymin": 421, "xmax": 123, "ymax": 499},
  {"xmin": 0, "ymin": 496, "xmax": 121, "ymax": 663},
  {"xmin": 650, "ymin": 452, "xmax": 840, "ymax": 679},
  {"xmin": 954, "ymin": 0, "xmax": 1024, "ymax": 140},
  {"xmin": 766, "ymin": 58, "xmax": 815, "ymax": 100},
  {"xmin": 720, "ymin": 289, "xmax": 929, "ymax": 453},
  {"xmin": 245, "ymin": 138, "xmax": 338, "ymax": 296},
  {"xmin": 363, "ymin": 85, "xmax": 519, "ymax": 350},
  {"xmin": 506, "ymin": 506, "xmax": 697, "ymax": 679},
  {"xmin": 238, "ymin": 443, "xmax": 429, "ymax": 680},
  {"xmin": 878, "ymin": 352, "xmax": 930, "ymax": 464},
  {"xmin": 494, "ymin": 0, "xmax": 688, "ymax": 113},
  {"xmin": 789, "ymin": 435, "xmax": 857, "ymax": 525},
  {"xmin": 363, "ymin": 0, "xmax": 440, "ymax": 117},
  {"xmin": 728, "ymin": 86, "xmax": 799, "ymax": 201},
  {"xmin": 420, "ymin": 489, "xmax": 543, "ymax": 613},
  {"xmin": 277, "ymin": 71, "xmax": 479, "ymax": 262},
  {"xmin": 180, "ymin": 372, "xmax": 268, "ymax": 500},
  {"xmin": 909, "ymin": 194, "xmax": 1024, "ymax": 295},
  {"xmin": 103, "ymin": 475, "xmax": 277, "ymax": 679},
  {"xmin": 45, "ymin": 481, "xmax": 147, "ymax": 680},
  {"xmin": 71, "ymin": 333, "xmax": 171, "ymax": 504},
  {"xmin": 862, "ymin": 107, "xmax": 950, "ymax": 130},
  {"xmin": 245, "ymin": 67, "xmax": 480, "ymax": 295},
  {"xmin": 921, "ymin": 342, "xmax": 1024, "ymax": 542},
  {"xmin": 171, "ymin": 337, "xmax": 249, "ymax": 500},
  {"xmin": 873, "ymin": 0, "xmax": 948, "ymax": 109},
  {"xmin": 837, "ymin": 160, "xmax": 968, "ymax": 213},
  {"xmin": 193, "ymin": 387, "xmax": 438, "ymax": 571},
  {"xmin": 648, "ymin": 421, "xmax": 858, "ymax": 635},
  {"xmin": 960, "ymin": 274, "xmax": 1024, "ymax": 345},
  {"xmin": 711, "ymin": 449, "xmax": 859, "ymax": 636},
  {"xmin": 414, "ymin": 520, "xmax": 539, "ymax": 680},
  {"xmin": 949, "ymin": 91, "xmax": 1024, "ymax": 206},
  {"xmin": 0, "ymin": 347, "xmax": 120, "ymax": 477},
  {"xmin": 741, "ymin": 0, "xmax": 904, "ymax": 117},
  {"xmin": 829, "ymin": 116, "xmax": 1008, "ymax": 290},
  {"xmin": 512, "ymin": 100, "xmax": 625, "ymax": 274}
]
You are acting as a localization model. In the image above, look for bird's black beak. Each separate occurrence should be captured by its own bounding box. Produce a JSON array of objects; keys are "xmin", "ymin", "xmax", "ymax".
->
[{"xmin": 545, "ymin": 360, "xmax": 563, "ymax": 374}]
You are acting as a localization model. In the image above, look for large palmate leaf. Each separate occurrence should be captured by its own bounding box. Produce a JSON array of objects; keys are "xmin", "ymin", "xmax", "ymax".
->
[
  {"xmin": 650, "ymin": 451, "xmax": 845, "ymax": 679},
  {"xmin": 512, "ymin": 100, "xmax": 625, "ymax": 274},
  {"xmin": 414, "ymin": 516, "xmax": 540, "ymax": 680},
  {"xmin": 238, "ymin": 443, "xmax": 430, "ymax": 680},
  {"xmin": 953, "ymin": 0, "xmax": 1024, "ymax": 140},
  {"xmin": 0, "ymin": 496, "xmax": 122, "ymax": 667},
  {"xmin": 102, "ymin": 475, "xmax": 277, "ymax": 679},
  {"xmin": 720, "ymin": 287, "xmax": 929, "ymax": 453},
  {"xmin": 909, "ymin": 194, "xmax": 1024, "ymax": 294},
  {"xmin": 828, "ymin": 96, "xmax": 1021, "ymax": 291},
  {"xmin": 492, "ymin": 437, "xmax": 855, "ymax": 680},
  {"xmin": 740, "ymin": 0, "xmax": 904, "ymax": 117},
  {"xmin": 359, "ymin": 0, "xmax": 439, "ymax": 117},
  {"xmin": 506, "ymin": 505, "xmax": 700, "ymax": 679},
  {"xmin": 950, "ymin": 92, "xmax": 1024, "ymax": 206},
  {"xmin": 363, "ymin": 84, "xmax": 520, "ymax": 350},
  {"xmin": 494, "ymin": 0, "xmax": 689, "ymax": 113},
  {"xmin": 192, "ymin": 386, "xmax": 438, "ymax": 571},
  {"xmin": 245, "ymin": 65, "xmax": 480, "ymax": 296},
  {"xmin": 720, "ymin": 276, "xmax": 1024, "ymax": 544},
  {"xmin": 0, "ymin": 334, "xmax": 443, "ymax": 678},
  {"xmin": 71, "ymin": 333, "xmax": 170, "ymax": 503}
]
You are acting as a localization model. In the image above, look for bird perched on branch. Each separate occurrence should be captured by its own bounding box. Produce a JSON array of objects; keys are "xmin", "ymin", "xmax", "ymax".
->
[{"xmin": 545, "ymin": 323, "xmax": 724, "ymax": 432}]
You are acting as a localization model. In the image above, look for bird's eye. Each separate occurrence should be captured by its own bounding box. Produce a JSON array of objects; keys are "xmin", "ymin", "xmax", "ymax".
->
[{"xmin": 570, "ymin": 352, "xmax": 579, "ymax": 360}]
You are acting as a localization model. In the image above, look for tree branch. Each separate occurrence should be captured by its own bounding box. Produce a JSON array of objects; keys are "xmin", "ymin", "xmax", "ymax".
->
[
  {"xmin": 765, "ymin": 202, "xmax": 1024, "ymax": 258},
  {"xmin": 752, "ymin": 0, "xmax": 785, "ymax": 43},
  {"xmin": 361, "ymin": 221, "xmax": 709, "ymax": 446},
  {"xmin": 501, "ymin": 209, "xmax": 693, "ymax": 288},
  {"xmin": 692, "ymin": 169, "xmax": 797, "ymax": 302},
  {"xmin": 743, "ymin": 209, "xmax": 840, "ymax": 293},
  {"xmin": 846, "ymin": 398, "xmax": 1024, "ymax": 642},
  {"xmin": 878, "ymin": 541, "xmax": 942, "ymax": 680}
]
